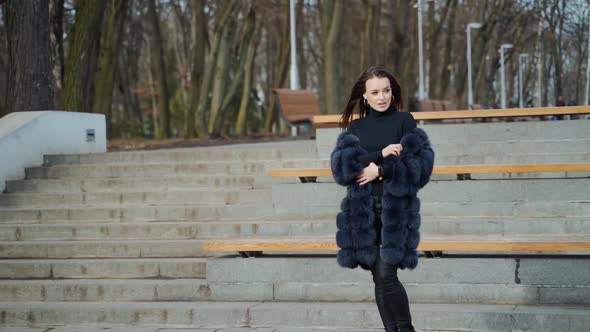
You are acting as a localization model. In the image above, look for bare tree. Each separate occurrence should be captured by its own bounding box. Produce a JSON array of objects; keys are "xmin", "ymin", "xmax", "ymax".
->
[
  {"xmin": 5, "ymin": 0, "xmax": 54, "ymax": 113},
  {"xmin": 62, "ymin": 0, "xmax": 107, "ymax": 113},
  {"xmin": 147, "ymin": 0, "xmax": 171, "ymax": 138}
]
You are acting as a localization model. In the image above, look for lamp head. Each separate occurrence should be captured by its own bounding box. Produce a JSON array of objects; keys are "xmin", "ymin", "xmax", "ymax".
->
[{"xmin": 468, "ymin": 22, "xmax": 483, "ymax": 29}]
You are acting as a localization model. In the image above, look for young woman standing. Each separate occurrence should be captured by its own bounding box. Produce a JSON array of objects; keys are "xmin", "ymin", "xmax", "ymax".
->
[{"xmin": 330, "ymin": 66, "xmax": 435, "ymax": 332}]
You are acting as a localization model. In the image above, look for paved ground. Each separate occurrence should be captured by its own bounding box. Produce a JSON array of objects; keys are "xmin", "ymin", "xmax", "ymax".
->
[{"xmin": 0, "ymin": 328, "xmax": 386, "ymax": 332}]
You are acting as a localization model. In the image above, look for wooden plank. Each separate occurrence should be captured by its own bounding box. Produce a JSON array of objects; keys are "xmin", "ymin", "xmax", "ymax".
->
[
  {"xmin": 203, "ymin": 238, "xmax": 590, "ymax": 253},
  {"xmin": 268, "ymin": 164, "xmax": 590, "ymax": 178},
  {"xmin": 313, "ymin": 106, "xmax": 590, "ymax": 126}
]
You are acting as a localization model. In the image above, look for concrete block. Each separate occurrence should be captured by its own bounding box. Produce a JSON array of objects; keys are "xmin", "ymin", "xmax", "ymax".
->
[
  {"xmin": 0, "ymin": 240, "xmax": 207, "ymax": 259},
  {"xmin": 206, "ymin": 258, "xmax": 517, "ymax": 285},
  {"xmin": 518, "ymin": 259, "xmax": 590, "ymax": 286},
  {"xmin": 0, "ymin": 190, "xmax": 272, "ymax": 208}
]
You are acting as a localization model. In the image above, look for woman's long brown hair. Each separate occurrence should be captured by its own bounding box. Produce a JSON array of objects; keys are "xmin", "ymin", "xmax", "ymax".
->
[{"xmin": 340, "ymin": 66, "xmax": 403, "ymax": 128}]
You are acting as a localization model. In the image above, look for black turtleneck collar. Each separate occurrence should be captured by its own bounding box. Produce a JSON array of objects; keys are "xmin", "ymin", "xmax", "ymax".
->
[{"xmin": 368, "ymin": 104, "xmax": 396, "ymax": 117}]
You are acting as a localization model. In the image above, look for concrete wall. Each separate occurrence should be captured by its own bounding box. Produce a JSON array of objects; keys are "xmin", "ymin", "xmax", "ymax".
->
[{"xmin": 0, "ymin": 111, "xmax": 106, "ymax": 192}]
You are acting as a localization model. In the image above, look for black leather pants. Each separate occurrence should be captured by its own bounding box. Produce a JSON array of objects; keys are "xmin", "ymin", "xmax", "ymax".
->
[{"xmin": 371, "ymin": 194, "xmax": 415, "ymax": 332}]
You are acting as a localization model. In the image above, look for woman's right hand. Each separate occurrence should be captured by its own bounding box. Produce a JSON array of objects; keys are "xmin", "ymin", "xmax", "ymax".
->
[{"xmin": 382, "ymin": 144, "xmax": 403, "ymax": 157}]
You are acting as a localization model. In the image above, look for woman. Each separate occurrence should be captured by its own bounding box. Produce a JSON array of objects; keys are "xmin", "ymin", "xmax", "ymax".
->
[{"xmin": 330, "ymin": 66, "xmax": 435, "ymax": 332}]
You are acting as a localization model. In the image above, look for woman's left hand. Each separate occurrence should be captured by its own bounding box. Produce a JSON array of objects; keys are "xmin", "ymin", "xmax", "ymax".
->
[{"xmin": 356, "ymin": 162, "xmax": 379, "ymax": 185}]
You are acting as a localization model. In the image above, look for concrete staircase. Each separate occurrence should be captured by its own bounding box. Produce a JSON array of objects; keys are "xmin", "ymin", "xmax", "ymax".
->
[{"xmin": 1, "ymin": 121, "xmax": 590, "ymax": 331}]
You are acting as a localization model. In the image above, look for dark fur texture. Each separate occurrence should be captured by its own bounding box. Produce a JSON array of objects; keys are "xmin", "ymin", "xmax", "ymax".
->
[{"xmin": 331, "ymin": 128, "xmax": 435, "ymax": 270}]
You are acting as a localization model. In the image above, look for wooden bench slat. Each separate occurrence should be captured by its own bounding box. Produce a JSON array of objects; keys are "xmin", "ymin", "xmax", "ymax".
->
[
  {"xmin": 313, "ymin": 106, "xmax": 590, "ymax": 125},
  {"xmin": 203, "ymin": 236, "xmax": 590, "ymax": 253},
  {"xmin": 203, "ymin": 237, "xmax": 590, "ymax": 252},
  {"xmin": 268, "ymin": 164, "xmax": 590, "ymax": 178}
]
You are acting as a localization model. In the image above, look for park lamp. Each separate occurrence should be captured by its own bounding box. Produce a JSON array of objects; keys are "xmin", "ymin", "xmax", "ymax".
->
[
  {"xmin": 498, "ymin": 43, "xmax": 514, "ymax": 109},
  {"xmin": 466, "ymin": 22, "xmax": 483, "ymax": 109},
  {"xmin": 467, "ymin": 22, "xmax": 483, "ymax": 29}
]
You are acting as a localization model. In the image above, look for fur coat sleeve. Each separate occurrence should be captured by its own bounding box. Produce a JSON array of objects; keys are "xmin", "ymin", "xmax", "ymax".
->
[{"xmin": 330, "ymin": 127, "xmax": 435, "ymax": 270}]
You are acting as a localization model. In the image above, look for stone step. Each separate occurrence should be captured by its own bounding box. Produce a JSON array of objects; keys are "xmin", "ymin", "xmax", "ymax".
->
[
  {"xmin": 44, "ymin": 141, "xmax": 319, "ymax": 166},
  {"xmin": 0, "ymin": 204, "xmax": 278, "ymax": 223},
  {"xmin": 2, "ymin": 278, "xmax": 588, "ymax": 305},
  {"xmin": 205, "ymin": 257, "xmax": 590, "ymax": 305},
  {"xmin": 271, "ymin": 179, "xmax": 590, "ymax": 218},
  {"xmin": 25, "ymin": 160, "xmax": 329, "ymax": 180},
  {"xmin": 274, "ymin": 199, "xmax": 590, "ymax": 219},
  {"xmin": 0, "ymin": 219, "xmax": 333, "ymax": 241},
  {"xmin": 434, "ymin": 151, "xmax": 590, "ymax": 167},
  {"xmin": 1, "ymin": 217, "xmax": 588, "ymax": 241},
  {"xmin": 273, "ymin": 178, "xmax": 590, "ymax": 204},
  {"xmin": 4, "ymin": 175, "xmax": 273, "ymax": 193},
  {"xmin": 432, "ymin": 138, "xmax": 590, "ymax": 157},
  {"xmin": 0, "ymin": 258, "xmax": 207, "ymax": 279},
  {"xmin": 0, "ymin": 239, "xmax": 217, "ymax": 258},
  {"xmin": 316, "ymin": 120, "xmax": 590, "ymax": 158},
  {"xmin": 207, "ymin": 257, "xmax": 590, "ymax": 286},
  {"xmin": 0, "ymin": 189, "xmax": 271, "ymax": 208},
  {"xmin": 0, "ymin": 301, "xmax": 588, "ymax": 330}
]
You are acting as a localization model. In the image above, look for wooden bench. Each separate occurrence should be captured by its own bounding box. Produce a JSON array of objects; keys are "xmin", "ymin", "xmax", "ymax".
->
[
  {"xmin": 272, "ymin": 89, "xmax": 320, "ymax": 136},
  {"xmin": 206, "ymin": 163, "xmax": 590, "ymax": 257},
  {"xmin": 203, "ymin": 235, "xmax": 590, "ymax": 257},
  {"xmin": 268, "ymin": 163, "xmax": 590, "ymax": 183},
  {"xmin": 313, "ymin": 106, "xmax": 590, "ymax": 128}
]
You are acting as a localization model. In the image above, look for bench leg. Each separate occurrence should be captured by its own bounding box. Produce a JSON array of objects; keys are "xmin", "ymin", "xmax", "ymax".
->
[
  {"xmin": 423, "ymin": 251, "xmax": 443, "ymax": 258},
  {"xmin": 238, "ymin": 251, "xmax": 263, "ymax": 258},
  {"xmin": 457, "ymin": 173, "xmax": 472, "ymax": 180},
  {"xmin": 299, "ymin": 176, "xmax": 317, "ymax": 183}
]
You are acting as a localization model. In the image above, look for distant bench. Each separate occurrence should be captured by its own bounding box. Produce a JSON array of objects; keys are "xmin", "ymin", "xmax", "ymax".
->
[
  {"xmin": 313, "ymin": 106, "xmax": 590, "ymax": 128},
  {"xmin": 203, "ymin": 236, "xmax": 590, "ymax": 257},
  {"xmin": 269, "ymin": 163, "xmax": 590, "ymax": 183},
  {"xmin": 272, "ymin": 89, "xmax": 320, "ymax": 136}
]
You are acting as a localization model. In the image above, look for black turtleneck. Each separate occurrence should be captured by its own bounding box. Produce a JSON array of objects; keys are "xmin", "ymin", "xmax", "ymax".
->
[{"xmin": 346, "ymin": 105, "xmax": 417, "ymax": 193}]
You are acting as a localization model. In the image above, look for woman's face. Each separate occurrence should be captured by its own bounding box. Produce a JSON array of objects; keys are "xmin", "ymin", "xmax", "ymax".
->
[{"xmin": 363, "ymin": 76, "xmax": 392, "ymax": 112}]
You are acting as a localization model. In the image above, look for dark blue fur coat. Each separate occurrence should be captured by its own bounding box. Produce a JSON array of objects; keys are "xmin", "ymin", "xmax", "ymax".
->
[{"xmin": 330, "ymin": 127, "xmax": 434, "ymax": 270}]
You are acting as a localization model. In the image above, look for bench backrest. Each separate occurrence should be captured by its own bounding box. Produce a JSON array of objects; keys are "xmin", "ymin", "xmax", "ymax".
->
[{"xmin": 272, "ymin": 89, "xmax": 320, "ymax": 125}]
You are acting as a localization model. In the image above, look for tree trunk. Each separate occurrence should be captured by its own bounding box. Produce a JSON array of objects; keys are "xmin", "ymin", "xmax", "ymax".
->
[
  {"xmin": 63, "ymin": 0, "xmax": 107, "ymax": 113},
  {"xmin": 296, "ymin": 0, "xmax": 307, "ymax": 89},
  {"xmin": 360, "ymin": 0, "xmax": 380, "ymax": 71},
  {"xmin": 208, "ymin": 19, "xmax": 233, "ymax": 134},
  {"xmin": 235, "ymin": 42, "xmax": 257, "ymax": 136},
  {"xmin": 264, "ymin": 2, "xmax": 290, "ymax": 133},
  {"xmin": 49, "ymin": 0, "xmax": 64, "ymax": 108},
  {"xmin": 437, "ymin": 0, "xmax": 457, "ymax": 99},
  {"xmin": 93, "ymin": 0, "xmax": 128, "ymax": 137},
  {"xmin": 186, "ymin": 0, "xmax": 208, "ymax": 138},
  {"xmin": 212, "ymin": 5, "xmax": 258, "ymax": 137},
  {"xmin": 5, "ymin": 0, "xmax": 54, "ymax": 113},
  {"xmin": 322, "ymin": 0, "xmax": 343, "ymax": 114},
  {"xmin": 194, "ymin": 0, "xmax": 237, "ymax": 138},
  {"xmin": 147, "ymin": 0, "xmax": 171, "ymax": 139}
]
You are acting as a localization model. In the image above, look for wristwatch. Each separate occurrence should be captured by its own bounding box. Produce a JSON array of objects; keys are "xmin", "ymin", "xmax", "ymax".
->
[{"xmin": 377, "ymin": 165, "xmax": 383, "ymax": 181}]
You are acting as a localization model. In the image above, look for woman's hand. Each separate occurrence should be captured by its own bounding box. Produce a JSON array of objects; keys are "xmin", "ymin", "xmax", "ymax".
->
[
  {"xmin": 356, "ymin": 162, "xmax": 379, "ymax": 185},
  {"xmin": 382, "ymin": 144, "xmax": 403, "ymax": 157}
]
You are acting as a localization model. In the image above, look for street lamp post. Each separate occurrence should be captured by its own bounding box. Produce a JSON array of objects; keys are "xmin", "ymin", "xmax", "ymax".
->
[
  {"xmin": 289, "ymin": 0, "xmax": 300, "ymax": 136},
  {"xmin": 466, "ymin": 22, "xmax": 482, "ymax": 110},
  {"xmin": 417, "ymin": 0, "xmax": 426, "ymax": 100},
  {"xmin": 499, "ymin": 43, "xmax": 513, "ymax": 109},
  {"xmin": 518, "ymin": 53, "xmax": 529, "ymax": 108},
  {"xmin": 289, "ymin": 0, "xmax": 300, "ymax": 90}
]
